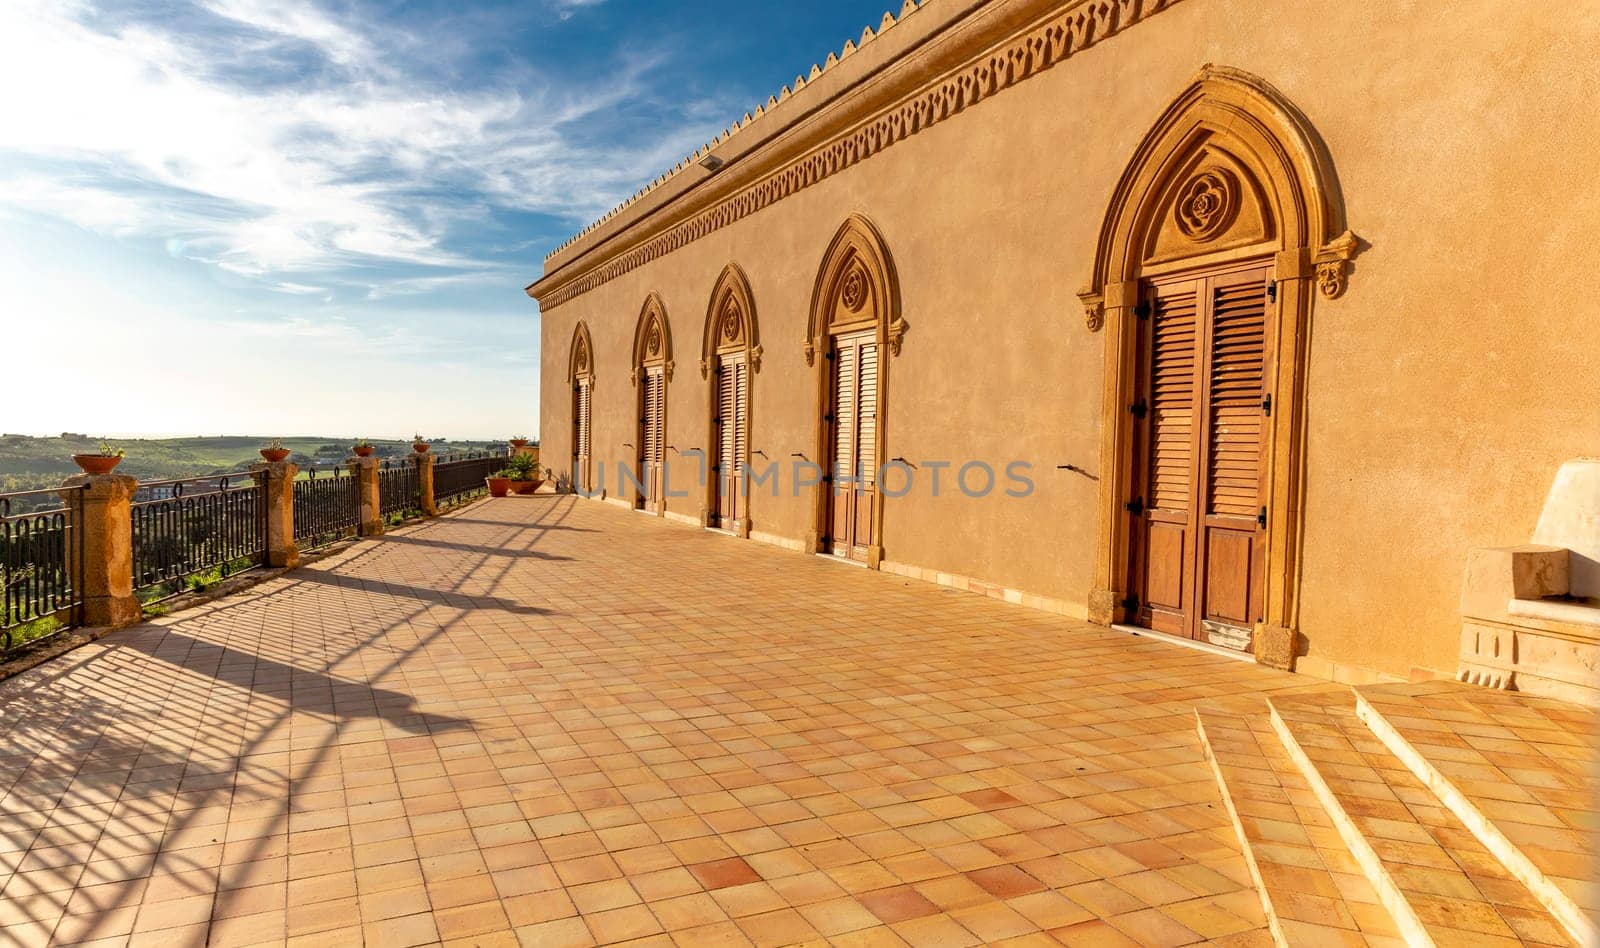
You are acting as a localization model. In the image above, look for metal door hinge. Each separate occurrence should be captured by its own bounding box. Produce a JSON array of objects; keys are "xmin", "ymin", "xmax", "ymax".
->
[
  {"xmin": 1121, "ymin": 594, "xmax": 1140, "ymax": 611},
  {"xmin": 1125, "ymin": 497, "xmax": 1145, "ymax": 516},
  {"xmin": 1261, "ymin": 393, "xmax": 1272, "ymax": 417},
  {"xmin": 1134, "ymin": 301, "xmax": 1151, "ymax": 320},
  {"xmin": 1129, "ymin": 400, "xmax": 1147, "ymax": 420},
  {"xmin": 1257, "ymin": 506, "xmax": 1268, "ymax": 528}
]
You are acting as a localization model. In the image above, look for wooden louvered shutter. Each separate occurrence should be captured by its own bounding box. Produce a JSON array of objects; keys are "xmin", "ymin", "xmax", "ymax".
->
[
  {"xmin": 575, "ymin": 379, "xmax": 591, "ymax": 491},
  {"xmin": 853, "ymin": 341, "xmax": 878, "ymax": 554},
  {"xmin": 1130, "ymin": 263, "xmax": 1270, "ymax": 647},
  {"xmin": 830, "ymin": 339, "xmax": 857, "ymax": 554},
  {"xmin": 1135, "ymin": 283, "xmax": 1199, "ymax": 632},
  {"xmin": 639, "ymin": 368, "xmax": 664, "ymax": 505},
  {"xmin": 717, "ymin": 360, "xmax": 738, "ymax": 523},
  {"xmin": 1197, "ymin": 268, "xmax": 1269, "ymax": 638}
]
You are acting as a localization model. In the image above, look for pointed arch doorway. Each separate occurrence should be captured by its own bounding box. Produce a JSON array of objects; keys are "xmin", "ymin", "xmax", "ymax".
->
[
  {"xmin": 1079, "ymin": 66, "xmax": 1359, "ymax": 664},
  {"xmin": 700, "ymin": 264, "xmax": 761, "ymax": 536},
  {"xmin": 568, "ymin": 322, "xmax": 595, "ymax": 494},
  {"xmin": 804, "ymin": 215, "xmax": 906, "ymax": 567},
  {"xmin": 631, "ymin": 294, "xmax": 674, "ymax": 515}
]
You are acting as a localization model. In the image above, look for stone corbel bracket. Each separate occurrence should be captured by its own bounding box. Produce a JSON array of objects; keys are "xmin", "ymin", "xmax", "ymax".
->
[
  {"xmin": 1313, "ymin": 229, "xmax": 1360, "ymax": 299},
  {"xmin": 1076, "ymin": 287, "xmax": 1105, "ymax": 332}
]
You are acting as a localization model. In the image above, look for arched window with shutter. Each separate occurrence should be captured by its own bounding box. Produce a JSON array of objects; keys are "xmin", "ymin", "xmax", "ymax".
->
[
  {"xmin": 630, "ymin": 294, "xmax": 674, "ymax": 515},
  {"xmin": 1078, "ymin": 66, "xmax": 1359, "ymax": 665},
  {"xmin": 700, "ymin": 264, "xmax": 761, "ymax": 536},
  {"xmin": 804, "ymin": 215, "xmax": 905, "ymax": 567},
  {"xmin": 567, "ymin": 321, "xmax": 595, "ymax": 494}
]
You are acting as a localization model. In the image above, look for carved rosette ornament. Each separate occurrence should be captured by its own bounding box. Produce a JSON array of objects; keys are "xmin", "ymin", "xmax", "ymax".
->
[
  {"xmin": 575, "ymin": 338, "xmax": 589, "ymax": 373},
  {"xmin": 720, "ymin": 300, "xmax": 741, "ymax": 342},
  {"xmin": 840, "ymin": 266, "xmax": 868, "ymax": 312},
  {"xmin": 1174, "ymin": 168, "xmax": 1239, "ymax": 241},
  {"xmin": 646, "ymin": 323, "xmax": 662, "ymax": 357}
]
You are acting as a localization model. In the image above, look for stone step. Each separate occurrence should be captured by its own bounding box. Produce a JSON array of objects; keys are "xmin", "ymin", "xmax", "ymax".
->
[
  {"xmin": 1196, "ymin": 708, "xmax": 1404, "ymax": 946},
  {"xmin": 1267, "ymin": 692, "xmax": 1575, "ymax": 947},
  {"xmin": 1353, "ymin": 681, "xmax": 1599, "ymax": 947}
]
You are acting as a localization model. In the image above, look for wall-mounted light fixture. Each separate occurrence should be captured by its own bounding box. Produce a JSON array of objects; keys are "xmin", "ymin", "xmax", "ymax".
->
[{"xmin": 698, "ymin": 154, "xmax": 725, "ymax": 172}]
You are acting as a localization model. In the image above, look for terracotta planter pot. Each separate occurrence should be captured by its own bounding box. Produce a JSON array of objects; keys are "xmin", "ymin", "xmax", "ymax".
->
[
  {"xmin": 72, "ymin": 455, "xmax": 123, "ymax": 475},
  {"xmin": 510, "ymin": 479, "xmax": 542, "ymax": 495},
  {"xmin": 486, "ymin": 477, "xmax": 511, "ymax": 498},
  {"xmin": 353, "ymin": 446, "xmax": 374, "ymax": 457},
  {"xmin": 509, "ymin": 439, "xmax": 528, "ymax": 448},
  {"xmin": 412, "ymin": 443, "xmax": 430, "ymax": 454},
  {"xmin": 260, "ymin": 448, "xmax": 291, "ymax": 462}
]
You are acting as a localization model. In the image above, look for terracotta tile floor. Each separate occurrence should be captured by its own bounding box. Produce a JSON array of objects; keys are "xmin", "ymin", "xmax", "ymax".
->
[
  {"xmin": 0, "ymin": 495, "xmax": 1332, "ymax": 946},
  {"xmin": 1268, "ymin": 694, "xmax": 1572, "ymax": 946},
  {"xmin": 1354, "ymin": 681, "xmax": 1600, "ymax": 938},
  {"xmin": 1197, "ymin": 710, "xmax": 1402, "ymax": 946}
]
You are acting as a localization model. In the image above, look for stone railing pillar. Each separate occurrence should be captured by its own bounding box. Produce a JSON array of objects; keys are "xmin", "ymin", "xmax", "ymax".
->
[
  {"xmin": 415, "ymin": 452, "xmax": 437, "ymax": 517},
  {"xmin": 351, "ymin": 456, "xmax": 383, "ymax": 536},
  {"xmin": 59, "ymin": 473, "xmax": 142, "ymax": 628},
  {"xmin": 251, "ymin": 460, "xmax": 299, "ymax": 569}
]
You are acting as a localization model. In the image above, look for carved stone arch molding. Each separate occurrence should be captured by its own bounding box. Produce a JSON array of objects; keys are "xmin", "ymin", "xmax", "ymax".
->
[
  {"xmin": 700, "ymin": 264, "xmax": 761, "ymax": 378},
  {"xmin": 567, "ymin": 320, "xmax": 595, "ymax": 383},
  {"xmin": 804, "ymin": 213, "xmax": 906, "ymax": 367},
  {"xmin": 804, "ymin": 214, "xmax": 905, "ymax": 567},
  {"xmin": 1079, "ymin": 65, "xmax": 1362, "ymax": 670},
  {"xmin": 630, "ymin": 292, "xmax": 674, "ymax": 385}
]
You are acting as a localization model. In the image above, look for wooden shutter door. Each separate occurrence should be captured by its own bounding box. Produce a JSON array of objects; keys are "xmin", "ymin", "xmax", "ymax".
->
[
  {"xmin": 829, "ymin": 338, "xmax": 858, "ymax": 555},
  {"xmin": 1133, "ymin": 281, "xmax": 1199, "ymax": 635},
  {"xmin": 1197, "ymin": 268, "xmax": 1269, "ymax": 647},
  {"xmin": 716, "ymin": 359, "xmax": 738, "ymax": 525},
  {"xmin": 575, "ymin": 380, "xmax": 591, "ymax": 492},
  {"xmin": 853, "ymin": 341, "xmax": 879, "ymax": 558},
  {"xmin": 733, "ymin": 359, "xmax": 748, "ymax": 525},
  {"xmin": 1131, "ymin": 262, "xmax": 1270, "ymax": 647},
  {"xmin": 641, "ymin": 369, "xmax": 664, "ymax": 506}
]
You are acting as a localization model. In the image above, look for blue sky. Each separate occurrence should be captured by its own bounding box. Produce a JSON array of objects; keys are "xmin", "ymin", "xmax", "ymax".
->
[{"xmin": 0, "ymin": 0, "xmax": 884, "ymax": 440}]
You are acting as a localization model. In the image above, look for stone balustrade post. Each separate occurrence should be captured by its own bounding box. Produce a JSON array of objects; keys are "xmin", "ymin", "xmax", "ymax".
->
[
  {"xmin": 251, "ymin": 460, "xmax": 299, "ymax": 569},
  {"xmin": 59, "ymin": 473, "xmax": 142, "ymax": 628},
  {"xmin": 351, "ymin": 456, "xmax": 384, "ymax": 536},
  {"xmin": 415, "ymin": 452, "xmax": 437, "ymax": 517}
]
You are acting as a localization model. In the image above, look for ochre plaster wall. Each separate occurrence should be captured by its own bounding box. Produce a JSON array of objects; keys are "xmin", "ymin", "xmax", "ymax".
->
[{"xmin": 537, "ymin": 0, "xmax": 1600, "ymax": 681}]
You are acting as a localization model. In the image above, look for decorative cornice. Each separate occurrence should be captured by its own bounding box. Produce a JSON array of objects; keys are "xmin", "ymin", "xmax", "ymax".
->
[{"xmin": 531, "ymin": 0, "xmax": 1188, "ymax": 310}]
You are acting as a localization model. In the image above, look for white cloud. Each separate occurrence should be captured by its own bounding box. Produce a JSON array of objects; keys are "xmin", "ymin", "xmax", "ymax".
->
[{"xmin": 0, "ymin": 0, "xmax": 714, "ymax": 286}]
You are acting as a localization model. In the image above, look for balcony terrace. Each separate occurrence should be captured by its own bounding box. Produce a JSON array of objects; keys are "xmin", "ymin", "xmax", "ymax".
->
[{"xmin": 0, "ymin": 494, "xmax": 1592, "ymax": 946}]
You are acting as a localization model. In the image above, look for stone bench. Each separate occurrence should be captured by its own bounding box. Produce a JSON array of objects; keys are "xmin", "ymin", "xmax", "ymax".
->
[{"xmin": 1458, "ymin": 458, "xmax": 1599, "ymax": 707}]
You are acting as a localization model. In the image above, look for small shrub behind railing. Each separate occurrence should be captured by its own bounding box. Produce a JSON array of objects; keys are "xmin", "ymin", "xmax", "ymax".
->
[
  {"xmin": 1, "ymin": 487, "xmax": 83, "ymax": 652},
  {"xmin": 294, "ymin": 465, "xmax": 360, "ymax": 550},
  {"xmin": 132, "ymin": 473, "xmax": 265, "ymax": 601}
]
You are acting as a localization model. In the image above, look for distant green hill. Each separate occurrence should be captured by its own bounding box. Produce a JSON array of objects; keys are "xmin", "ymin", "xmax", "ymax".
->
[{"xmin": 0, "ymin": 434, "xmax": 504, "ymax": 495}]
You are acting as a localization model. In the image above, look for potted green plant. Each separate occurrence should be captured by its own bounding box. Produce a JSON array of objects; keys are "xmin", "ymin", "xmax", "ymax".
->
[
  {"xmin": 486, "ymin": 469, "xmax": 512, "ymax": 497},
  {"xmin": 260, "ymin": 438, "xmax": 291, "ymax": 462},
  {"xmin": 73, "ymin": 442, "xmax": 124, "ymax": 475},
  {"xmin": 509, "ymin": 435, "xmax": 529, "ymax": 448},
  {"xmin": 506, "ymin": 453, "xmax": 543, "ymax": 495},
  {"xmin": 412, "ymin": 434, "xmax": 430, "ymax": 454},
  {"xmin": 353, "ymin": 438, "xmax": 374, "ymax": 458}
]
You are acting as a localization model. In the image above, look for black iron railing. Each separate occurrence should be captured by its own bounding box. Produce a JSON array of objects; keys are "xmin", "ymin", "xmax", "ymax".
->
[
  {"xmin": 1, "ymin": 487, "xmax": 83, "ymax": 651},
  {"xmin": 434, "ymin": 450, "xmax": 508, "ymax": 507},
  {"xmin": 294, "ymin": 465, "xmax": 360, "ymax": 550},
  {"xmin": 131, "ymin": 473, "xmax": 265, "ymax": 599},
  {"xmin": 378, "ymin": 460, "xmax": 420, "ymax": 519}
]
